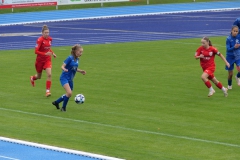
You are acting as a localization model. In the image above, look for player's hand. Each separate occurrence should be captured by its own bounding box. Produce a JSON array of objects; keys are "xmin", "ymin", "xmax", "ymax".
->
[
  {"xmin": 234, "ymin": 44, "xmax": 240, "ymax": 48},
  {"xmin": 80, "ymin": 70, "xmax": 86, "ymax": 75},
  {"xmin": 226, "ymin": 62, "xmax": 230, "ymax": 68},
  {"xmin": 199, "ymin": 54, "xmax": 204, "ymax": 58},
  {"xmin": 52, "ymin": 53, "xmax": 57, "ymax": 58},
  {"xmin": 63, "ymin": 69, "xmax": 68, "ymax": 72},
  {"xmin": 45, "ymin": 51, "xmax": 53, "ymax": 56}
]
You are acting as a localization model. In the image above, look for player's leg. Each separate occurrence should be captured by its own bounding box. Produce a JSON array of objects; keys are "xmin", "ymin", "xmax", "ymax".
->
[
  {"xmin": 44, "ymin": 61, "xmax": 52, "ymax": 97},
  {"xmin": 235, "ymin": 59, "xmax": 240, "ymax": 86},
  {"xmin": 45, "ymin": 68, "xmax": 52, "ymax": 97},
  {"xmin": 61, "ymin": 82, "xmax": 73, "ymax": 112},
  {"xmin": 225, "ymin": 55, "xmax": 234, "ymax": 89},
  {"xmin": 201, "ymin": 71, "xmax": 215, "ymax": 97},
  {"xmin": 210, "ymin": 76, "xmax": 228, "ymax": 97},
  {"xmin": 30, "ymin": 61, "xmax": 43, "ymax": 87},
  {"xmin": 228, "ymin": 70, "xmax": 233, "ymax": 89},
  {"xmin": 52, "ymin": 79, "xmax": 72, "ymax": 111},
  {"xmin": 52, "ymin": 78, "xmax": 67, "ymax": 110}
]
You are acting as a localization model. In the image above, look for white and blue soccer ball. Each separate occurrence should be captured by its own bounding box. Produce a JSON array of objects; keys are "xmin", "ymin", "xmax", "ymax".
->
[{"xmin": 75, "ymin": 94, "xmax": 85, "ymax": 104}]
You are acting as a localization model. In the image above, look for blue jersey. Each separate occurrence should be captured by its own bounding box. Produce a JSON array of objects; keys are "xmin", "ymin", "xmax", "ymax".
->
[
  {"xmin": 233, "ymin": 34, "xmax": 240, "ymax": 60},
  {"xmin": 60, "ymin": 55, "xmax": 79, "ymax": 81},
  {"xmin": 226, "ymin": 34, "xmax": 238, "ymax": 56}
]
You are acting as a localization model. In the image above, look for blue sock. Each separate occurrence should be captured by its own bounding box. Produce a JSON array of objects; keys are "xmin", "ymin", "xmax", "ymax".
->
[
  {"xmin": 228, "ymin": 80, "xmax": 232, "ymax": 86},
  {"xmin": 62, "ymin": 96, "xmax": 70, "ymax": 109},
  {"xmin": 56, "ymin": 94, "xmax": 65, "ymax": 104},
  {"xmin": 237, "ymin": 72, "xmax": 240, "ymax": 78}
]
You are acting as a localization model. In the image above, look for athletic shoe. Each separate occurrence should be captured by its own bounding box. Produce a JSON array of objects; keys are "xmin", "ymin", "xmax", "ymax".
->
[
  {"xmin": 30, "ymin": 76, "xmax": 35, "ymax": 87},
  {"xmin": 52, "ymin": 101, "xmax": 60, "ymax": 109},
  {"xmin": 235, "ymin": 76, "xmax": 240, "ymax": 86},
  {"xmin": 61, "ymin": 107, "xmax": 66, "ymax": 112},
  {"xmin": 228, "ymin": 85, "xmax": 232, "ymax": 90},
  {"xmin": 208, "ymin": 89, "xmax": 215, "ymax": 97},
  {"xmin": 46, "ymin": 92, "xmax": 51, "ymax": 97},
  {"xmin": 223, "ymin": 88, "xmax": 228, "ymax": 97}
]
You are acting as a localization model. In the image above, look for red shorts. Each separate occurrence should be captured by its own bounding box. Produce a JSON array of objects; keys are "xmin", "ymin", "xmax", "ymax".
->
[
  {"xmin": 35, "ymin": 60, "xmax": 52, "ymax": 73},
  {"xmin": 202, "ymin": 67, "xmax": 215, "ymax": 79}
]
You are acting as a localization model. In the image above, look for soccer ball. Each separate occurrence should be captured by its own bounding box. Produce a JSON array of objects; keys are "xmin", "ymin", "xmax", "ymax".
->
[{"xmin": 75, "ymin": 94, "xmax": 85, "ymax": 104}]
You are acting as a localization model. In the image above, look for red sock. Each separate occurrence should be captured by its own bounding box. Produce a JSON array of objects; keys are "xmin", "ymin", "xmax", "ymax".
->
[
  {"xmin": 32, "ymin": 76, "xmax": 37, "ymax": 80},
  {"xmin": 204, "ymin": 81, "xmax": 211, "ymax": 88},
  {"xmin": 46, "ymin": 80, "xmax": 51, "ymax": 90},
  {"xmin": 216, "ymin": 82, "xmax": 223, "ymax": 89}
]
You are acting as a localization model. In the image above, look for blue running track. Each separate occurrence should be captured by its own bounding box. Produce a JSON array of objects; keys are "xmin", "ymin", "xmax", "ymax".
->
[{"xmin": 0, "ymin": 1, "xmax": 240, "ymax": 25}]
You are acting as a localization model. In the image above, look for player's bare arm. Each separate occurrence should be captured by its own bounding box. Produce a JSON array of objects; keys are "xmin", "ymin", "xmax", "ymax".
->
[
  {"xmin": 77, "ymin": 69, "xmax": 86, "ymax": 75},
  {"xmin": 61, "ymin": 63, "xmax": 68, "ymax": 72}
]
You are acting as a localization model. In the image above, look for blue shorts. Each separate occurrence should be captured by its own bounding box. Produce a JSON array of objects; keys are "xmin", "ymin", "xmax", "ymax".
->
[
  {"xmin": 60, "ymin": 77, "xmax": 73, "ymax": 90},
  {"xmin": 226, "ymin": 55, "xmax": 236, "ymax": 71}
]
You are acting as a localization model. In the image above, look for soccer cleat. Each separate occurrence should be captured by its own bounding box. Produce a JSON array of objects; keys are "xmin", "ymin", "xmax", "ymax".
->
[
  {"xmin": 30, "ymin": 76, "xmax": 35, "ymax": 87},
  {"xmin": 61, "ymin": 107, "xmax": 66, "ymax": 112},
  {"xmin": 46, "ymin": 92, "xmax": 51, "ymax": 97},
  {"xmin": 52, "ymin": 101, "xmax": 60, "ymax": 109},
  {"xmin": 208, "ymin": 89, "xmax": 215, "ymax": 97},
  {"xmin": 223, "ymin": 88, "xmax": 228, "ymax": 97},
  {"xmin": 235, "ymin": 76, "xmax": 240, "ymax": 86},
  {"xmin": 228, "ymin": 85, "xmax": 232, "ymax": 90}
]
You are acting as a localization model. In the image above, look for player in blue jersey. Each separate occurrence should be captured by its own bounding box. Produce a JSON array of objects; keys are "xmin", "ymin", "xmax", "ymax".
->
[
  {"xmin": 233, "ymin": 17, "xmax": 240, "ymax": 33},
  {"xmin": 226, "ymin": 25, "xmax": 240, "ymax": 89},
  {"xmin": 52, "ymin": 44, "xmax": 86, "ymax": 112}
]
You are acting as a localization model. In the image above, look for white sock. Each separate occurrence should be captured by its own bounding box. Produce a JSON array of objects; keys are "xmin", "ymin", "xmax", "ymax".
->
[
  {"xmin": 209, "ymin": 87, "xmax": 214, "ymax": 91},
  {"xmin": 221, "ymin": 87, "xmax": 226, "ymax": 92}
]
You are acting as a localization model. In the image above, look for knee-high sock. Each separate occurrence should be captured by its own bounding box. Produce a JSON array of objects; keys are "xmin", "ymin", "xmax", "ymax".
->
[
  {"xmin": 62, "ymin": 96, "xmax": 70, "ymax": 109},
  {"xmin": 46, "ymin": 80, "xmax": 51, "ymax": 91},
  {"xmin": 56, "ymin": 94, "xmax": 65, "ymax": 104},
  {"xmin": 216, "ymin": 82, "xmax": 223, "ymax": 89},
  {"xmin": 205, "ymin": 81, "xmax": 211, "ymax": 88}
]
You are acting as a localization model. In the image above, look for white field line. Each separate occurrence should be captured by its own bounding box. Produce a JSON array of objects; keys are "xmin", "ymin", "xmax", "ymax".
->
[
  {"xmin": 0, "ymin": 138, "xmax": 124, "ymax": 160},
  {"xmin": 0, "ymin": 107, "xmax": 239, "ymax": 148},
  {"xmin": 0, "ymin": 156, "xmax": 20, "ymax": 160}
]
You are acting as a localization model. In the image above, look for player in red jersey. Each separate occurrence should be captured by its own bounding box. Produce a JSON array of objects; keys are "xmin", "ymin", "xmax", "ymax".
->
[
  {"xmin": 30, "ymin": 25, "xmax": 57, "ymax": 97},
  {"xmin": 195, "ymin": 37, "xmax": 230, "ymax": 97}
]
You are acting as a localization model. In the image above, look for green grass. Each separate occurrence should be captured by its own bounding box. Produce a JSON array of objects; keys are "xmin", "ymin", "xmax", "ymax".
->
[
  {"xmin": 0, "ymin": 0, "xmax": 224, "ymax": 14},
  {"xmin": 0, "ymin": 37, "xmax": 240, "ymax": 159}
]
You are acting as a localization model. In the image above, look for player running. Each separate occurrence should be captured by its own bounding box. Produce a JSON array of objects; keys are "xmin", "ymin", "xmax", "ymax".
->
[
  {"xmin": 195, "ymin": 37, "xmax": 230, "ymax": 97},
  {"xmin": 30, "ymin": 25, "xmax": 57, "ymax": 97},
  {"xmin": 52, "ymin": 44, "xmax": 86, "ymax": 112},
  {"xmin": 225, "ymin": 25, "xmax": 240, "ymax": 89}
]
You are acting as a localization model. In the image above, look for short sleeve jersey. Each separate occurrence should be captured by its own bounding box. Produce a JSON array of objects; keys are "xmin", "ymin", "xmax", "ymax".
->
[
  {"xmin": 35, "ymin": 36, "xmax": 52, "ymax": 62},
  {"xmin": 233, "ymin": 34, "xmax": 240, "ymax": 60},
  {"xmin": 195, "ymin": 46, "xmax": 220, "ymax": 70},
  {"xmin": 60, "ymin": 55, "xmax": 79, "ymax": 81}
]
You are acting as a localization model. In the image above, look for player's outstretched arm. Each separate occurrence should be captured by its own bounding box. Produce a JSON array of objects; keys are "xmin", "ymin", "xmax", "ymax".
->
[
  {"xmin": 219, "ymin": 54, "xmax": 230, "ymax": 68},
  {"xmin": 77, "ymin": 69, "xmax": 86, "ymax": 75}
]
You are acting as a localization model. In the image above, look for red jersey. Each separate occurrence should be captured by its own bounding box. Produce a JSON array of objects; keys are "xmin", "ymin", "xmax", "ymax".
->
[
  {"xmin": 35, "ymin": 36, "xmax": 53, "ymax": 62},
  {"xmin": 195, "ymin": 46, "xmax": 221, "ymax": 70}
]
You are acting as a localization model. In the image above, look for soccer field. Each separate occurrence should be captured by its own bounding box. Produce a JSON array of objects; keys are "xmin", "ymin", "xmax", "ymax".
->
[{"xmin": 0, "ymin": 37, "xmax": 239, "ymax": 159}]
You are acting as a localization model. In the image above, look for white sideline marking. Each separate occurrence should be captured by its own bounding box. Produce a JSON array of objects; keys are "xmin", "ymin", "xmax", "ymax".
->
[
  {"xmin": 0, "ymin": 137, "xmax": 123, "ymax": 160},
  {"xmin": 0, "ymin": 107, "xmax": 240, "ymax": 148},
  {"xmin": 0, "ymin": 156, "xmax": 20, "ymax": 160}
]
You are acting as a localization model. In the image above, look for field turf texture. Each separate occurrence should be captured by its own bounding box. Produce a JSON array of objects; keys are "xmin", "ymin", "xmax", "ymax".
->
[{"xmin": 0, "ymin": 37, "xmax": 239, "ymax": 159}]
